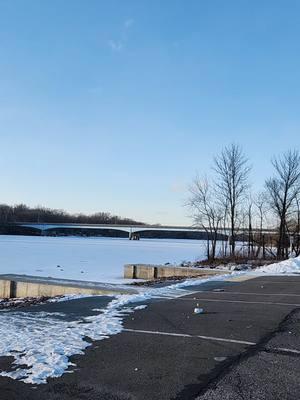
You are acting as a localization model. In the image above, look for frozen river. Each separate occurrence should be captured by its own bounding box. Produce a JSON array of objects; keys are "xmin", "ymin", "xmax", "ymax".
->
[{"xmin": 0, "ymin": 235, "xmax": 208, "ymax": 284}]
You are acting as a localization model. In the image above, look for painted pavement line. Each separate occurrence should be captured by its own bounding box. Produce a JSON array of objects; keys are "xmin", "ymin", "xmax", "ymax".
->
[
  {"xmin": 274, "ymin": 347, "xmax": 300, "ymax": 355},
  {"xmin": 250, "ymin": 280, "xmax": 300, "ymax": 284},
  {"xmin": 174, "ymin": 297, "xmax": 300, "ymax": 307},
  {"xmin": 124, "ymin": 328, "xmax": 256, "ymax": 346},
  {"xmin": 196, "ymin": 291, "xmax": 300, "ymax": 298},
  {"xmin": 124, "ymin": 328, "xmax": 300, "ymax": 355}
]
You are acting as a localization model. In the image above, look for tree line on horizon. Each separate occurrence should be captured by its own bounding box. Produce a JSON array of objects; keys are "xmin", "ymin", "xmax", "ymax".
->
[
  {"xmin": 187, "ymin": 144, "xmax": 300, "ymax": 261},
  {"xmin": 0, "ymin": 204, "xmax": 144, "ymax": 226}
]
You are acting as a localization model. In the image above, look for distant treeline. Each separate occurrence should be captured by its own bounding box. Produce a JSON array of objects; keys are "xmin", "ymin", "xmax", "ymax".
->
[{"xmin": 0, "ymin": 204, "xmax": 143, "ymax": 225}]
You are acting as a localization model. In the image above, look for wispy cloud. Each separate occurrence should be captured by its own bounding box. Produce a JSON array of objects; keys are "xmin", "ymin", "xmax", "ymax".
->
[
  {"xmin": 108, "ymin": 40, "xmax": 123, "ymax": 52},
  {"xmin": 124, "ymin": 18, "xmax": 134, "ymax": 29},
  {"xmin": 107, "ymin": 18, "xmax": 134, "ymax": 52}
]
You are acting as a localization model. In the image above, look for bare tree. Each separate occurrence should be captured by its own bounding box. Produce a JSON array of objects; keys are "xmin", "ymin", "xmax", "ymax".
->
[
  {"xmin": 213, "ymin": 144, "xmax": 251, "ymax": 256},
  {"xmin": 294, "ymin": 196, "xmax": 300, "ymax": 256},
  {"xmin": 187, "ymin": 176, "xmax": 223, "ymax": 260},
  {"xmin": 286, "ymin": 195, "xmax": 300, "ymax": 257},
  {"xmin": 247, "ymin": 199, "xmax": 254, "ymax": 259},
  {"xmin": 253, "ymin": 192, "xmax": 269, "ymax": 259},
  {"xmin": 265, "ymin": 150, "xmax": 300, "ymax": 259}
]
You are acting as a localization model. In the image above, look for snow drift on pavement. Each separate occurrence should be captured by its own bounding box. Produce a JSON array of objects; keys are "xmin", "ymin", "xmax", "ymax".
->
[{"xmin": 257, "ymin": 256, "xmax": 300, "ymax": 274}]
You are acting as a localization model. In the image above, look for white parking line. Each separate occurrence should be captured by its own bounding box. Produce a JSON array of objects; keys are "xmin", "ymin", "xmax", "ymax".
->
[
  {"xmin": 200, "ymin": 291, "xmax": 300, "ymax": 297},
  {"xmin": 176, "ymin": 298, "xmax": 300, "ymax": 307},
  {"xmin": 124, "ymin": 328, "xmax": 191, "ymax": 339},
  {"xmin": 274, "ymin": 347, "xmax": 300, "ymax": 355},
  {"xmin": 252, "ymin": 280, "xmax": 300, "ymax": 284},
  {"xmin": 124, "ymin": 328, "xmax": 256, "ymax": 346},
  {"xmin": 124, "ymin": 328, "xmax": 300, "ymax": 356}
]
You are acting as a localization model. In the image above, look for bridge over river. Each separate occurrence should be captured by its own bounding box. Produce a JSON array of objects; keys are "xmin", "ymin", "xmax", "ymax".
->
[{"xmin": 9, "ymin": 222, "xmax": 277, "ymax": 240}]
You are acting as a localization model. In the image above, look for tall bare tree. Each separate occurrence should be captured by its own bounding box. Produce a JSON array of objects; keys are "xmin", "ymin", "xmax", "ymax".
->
[
  {"xmin": 247, "ymin": 199, "xmax": 254, "ymax": 258},
  {"xmin": 253, "ymin": 192, "xmax": 269, "ymax": 259},
  {"xmin": 293, "ymin": 196, "xmax": 300, "ymax": 256},
  {"xmin": 213, "ymin": 144, "xmax": 251, "ymax": 256},
  {"xmin": 187, "ymin": 176, "xmax": 223, "ymax": 260},
  {"xmin": 265, "ymin": 150, "xmax": 300, "ymax": 259}
]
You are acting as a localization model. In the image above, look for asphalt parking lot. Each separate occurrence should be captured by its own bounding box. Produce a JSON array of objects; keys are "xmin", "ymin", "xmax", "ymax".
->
[{"xmin": 0, "ymin": 276, "xmax": 300, "ymax": 400}]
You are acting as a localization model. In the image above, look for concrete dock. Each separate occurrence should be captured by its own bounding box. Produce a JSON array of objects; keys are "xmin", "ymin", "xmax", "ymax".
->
[
  {"xmin": 0, "ymin": 264, "xmax": 226, "ymax": 299},
  {"xmin": 124, "ymin": 263, "xmax": 226, "ymax": 280},
  {"xmin": 0, "ymin": 274, "xmax": 138, "ymax": 298}
]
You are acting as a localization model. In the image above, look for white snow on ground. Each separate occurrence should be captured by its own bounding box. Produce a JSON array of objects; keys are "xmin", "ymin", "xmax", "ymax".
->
[
  {"xmin": 0, "ymin": 235, "xmax": 208, "ymax": 284},
  {"xmin": 134, "ymin": 305, "xmax": 148, "ymax": 310},
  {"xmin": 0, "ymin": 271, "xmax": 244, "ymax": 384},
  {"xmin": 256, "ymin": 255, "xmax": 300, "ymax": 274},
  {"xmin": 0, "ymin": 308, "xmax": 125, "ymax": 383}
]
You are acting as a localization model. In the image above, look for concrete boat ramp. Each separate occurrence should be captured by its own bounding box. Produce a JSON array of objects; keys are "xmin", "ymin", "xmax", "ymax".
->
[
  {"xmin": 0, "ymin": 265, "xmax": 225, "ymax": 298},
  {"xmin": 0, "ymin": 274, "xmax": 139, "ymax": 298}
]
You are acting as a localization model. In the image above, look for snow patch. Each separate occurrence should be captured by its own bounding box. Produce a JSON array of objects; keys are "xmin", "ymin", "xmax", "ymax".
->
[
  {"xmin": 134, "ymin": 305, "xmax": 147, "ymax": 310},
  {"xmin": 0, "ymin": 308, "xmax": 125, "ymax": 384},
  {"xmin": 257, "ymin": 256, "xmax": 300, "ymax": 274}
]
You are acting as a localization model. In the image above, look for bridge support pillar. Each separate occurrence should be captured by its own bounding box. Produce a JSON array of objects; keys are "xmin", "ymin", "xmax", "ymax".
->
[{"xmin": 129, "ymin": 232, "xmax": 140, "ymax": 240}]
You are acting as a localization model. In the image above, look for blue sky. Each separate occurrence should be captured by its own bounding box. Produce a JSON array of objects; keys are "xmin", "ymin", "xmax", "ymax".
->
[{"xmin": 0, "ymin": 0, "xmax": 300, "ymax": 225}]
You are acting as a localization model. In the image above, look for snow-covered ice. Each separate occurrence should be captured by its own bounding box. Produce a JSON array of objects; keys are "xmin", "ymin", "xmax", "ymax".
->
[{"xmin": 0, "ymin": 235, "xmax": 208, "ymax": 284}]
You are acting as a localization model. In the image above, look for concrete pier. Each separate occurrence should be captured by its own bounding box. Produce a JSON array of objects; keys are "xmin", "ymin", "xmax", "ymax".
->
[
  {"xmin": 0, "ymin": 274, "xmax": 138, "ymax": 298},
  {"xmin": 124, "ymin": 264, "xmax": 226, "ymax": 280}
]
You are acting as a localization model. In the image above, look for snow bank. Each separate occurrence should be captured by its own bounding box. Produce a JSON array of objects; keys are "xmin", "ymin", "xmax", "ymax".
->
[{"xmin": 257, "ymin": 256, "xmax": 300, "ymax": 274}]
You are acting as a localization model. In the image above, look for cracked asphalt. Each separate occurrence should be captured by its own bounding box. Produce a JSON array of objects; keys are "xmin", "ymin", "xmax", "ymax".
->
[
  {"xmin": 197, "ymin": 308, "xmax": 300, "ymax": 400},
  {"xmin": 0, "ymin": 276, "xmax": 299, "ymax": 400}
]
